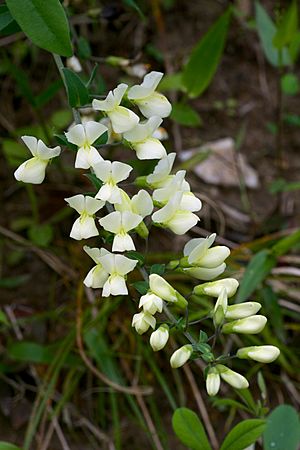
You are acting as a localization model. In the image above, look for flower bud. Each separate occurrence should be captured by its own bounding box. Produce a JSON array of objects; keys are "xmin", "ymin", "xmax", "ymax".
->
[
  {"xmin": 206, "ymin": 367, "xmax": 221, "ymax": 396},
  {"xmin": 170, "ymin": 344, "xmax": 193, "ymax": 368},
  {"xmin": 139, "ymin": 293, "xmax": 163, "ymax": 315},
  {"xmin": 150, "ymin": 324, "xmax": 169, "ymax": 351},
  {"xmin": 194, "ymin": 278, "xmax": 239, "ymax": 298},
  {"xmin": 132, "ymin": 311, "xmax": 156, "ymax": 335},
  {"xmin": 184, "ymin": 264, "xmax": 226, "ymax": 281},
  {"xmin": 216, "ymin": 364, "xmax": 249, "ymax": 389},
  {"xmin": 149, "ymin": 274, "xmax": 187, "ymax": 309},
  {"xmin": 222, "ymin": 315, "xmax": 267, "ymax": 335},
  {"xmin": 237, "ymin": 345, "xmax": 280, "ymax": 363},
  {"xmin": 225, "ymin": 302, "xmax": 261, "ymax": 320},
  {"xmin": 213, "ymin": 288, "xmax": 228, "ymax": 326}
]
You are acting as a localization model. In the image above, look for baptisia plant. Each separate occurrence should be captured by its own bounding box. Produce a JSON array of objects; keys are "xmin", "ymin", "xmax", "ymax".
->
[{"xmin": 13, "ymin": 70, "xmax": 280, "ymax": 398}]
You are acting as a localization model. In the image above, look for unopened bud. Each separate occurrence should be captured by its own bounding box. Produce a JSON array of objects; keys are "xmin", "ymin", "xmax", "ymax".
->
[
  {"xmin": 139, "ymin": 293, "xmax": 163, "ymax": 315},
  {"xmin": 222, "ymin": 315, "xmax": 267, "ymax": 335},
  {"xmin": 170, "ymin": 344, "xmax": 193, "ymax": 368},
  {"xmin": 206, "ymin": 367, "xmax": 221, "ymax": 396},
  {"xmin": 213, "ymin": 288, "xmax": 228, "ymax": 326},
  {"xmin": 216, "ymin": 364, "xmax": 249, "ymax": 389},
  {"xmin": 194, "ymin": 278, "xmax": 239, "ymax": 298},
  {"xmin": 149, "ymin": 274, "xmax": 187, "ymax": 309},
  {"xmin": 150, "ymin": 324, "xmax": 169, "ymax": 351},
  {"xmin": 237, "ymin": 345, "xmax": 280, "ymax": 363},
  {"xmin": 225, "ymin": 302, "xmax": 261, "ymax": 320},
  {"xmin": 132, "ymin": 311, "xmax": 156, "ymax": 335}
]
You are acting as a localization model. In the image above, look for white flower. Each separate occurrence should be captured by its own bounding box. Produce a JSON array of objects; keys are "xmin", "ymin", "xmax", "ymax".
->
[
  {"xmin": 99, "ymin": 252, "xmax": 138, "ymax": 297},
  {"xmin": 65, "ymin": 194, "xmax": 104, "ymax": 240},
  {"xmin": 92, "ymin": 83, "xmax": 139, "ymax": 133},
  {"xmin": 213, "ymin": 288, "xmax": 228, "ymax": 326},
  {"xmin": 93, "ymin": 160, "xmax": 132, "ymax": 204},
  {"xmin": 14, "ymin": 136, "xmax": 61, "ymax": 184},
  {"xmin": 237, "ymin": 345, "xmax": 280, "ymax": 363},
  {"xmin": 65, "ymin": 121, "xmax": 107, "ymax": 169},
  {"xmin": 153, "ymin": 170, "xmax": 202, "ymax": 212},
  {"xmin": 139, "ymin": 292, "xmax": 163, "ymax": 314},
  {"xmin": 152, "ymin": 192, "xmax": 199, "ymax": 235},
  {"xmin": 99, "ymin": 211, "xmax": 142, "ymax": 252},
  {"xmin": 127, "ymin": 71, "xmax": 172, "ymax": 118},
  {"xmin": 146, "ymin": 152, "xmax": 176, "ymax": 188},
  {"xmin": 225, "ymin": 302, "xmax": 262, "ymax": 320},
  {"xmin": 194, "ymin": 278, "xmax": 239, "ymax": 298},
  {"xmin": 149, "ymin": 274, "xmax": 187, "ymax": 308},
  {"xmin": 170, "ymin": 344, "xmax": 193, "ymax": 368},
  {"xmin": 132, "ymin": 311, "xmax": 156, "ymax": 335},
  {"xmin": 123, "ymin": 116, "xmax": 167, "ymax": 160},
  {"xmin": 150, "ymin": 324, "xmax": 169, "ymax": 351},
  {"xmin": 83, "ymin": 246, "xmax": 110, "ymax": 288},
  {"xmin": 222, "ymin": 315, "xmax": 267, "ymax": 334},
  {"xmin": 115, "ymin": 189, "xmax": 153, "ymax": 218},
  {"xmin": 216, "ymin": 365, "xmax": 249, "ymax": 389},
  {"xmin": 206, "ymin": 368, "xmax": 221, "ymax": 396}
]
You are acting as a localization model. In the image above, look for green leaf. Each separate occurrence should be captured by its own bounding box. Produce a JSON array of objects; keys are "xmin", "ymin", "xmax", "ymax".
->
[
  {"xmin": 255, "ymin": 2, "xmax": 291, "ymax": 67},
  {"xmin": 237, "ymin": 249, "xmax": 276, "ymax": 302},
  {"xmin": 132, "ymin": 281, "xmax": 149, "ymax": 295},
  {"xmin": 220, "ymin": 419, "xmax": 266, "ymax": 450},
  {"xmin": 122, "ymin": 0, "xmax": 145, "ymax": 20},
  {"xmin": 172, "ymin": 407, "xmax": 212, "ymax": 450},
  {"xmin": 261, "ymin": 286, "xmax": 285, "ymax": 341},
  {"xmin": 7, "ymin": 342, "xmax": 54, "ymax": 364},
  {"xmin": 0, "ymin": 311, "xmax": 9, "ymax": 326},
  {"xmin": 85, "ymin": 173, "xmax": 103, "ymax": 190},
  {"xmin": 62, "ymin": 68, "xmax": 90, "ymax": 107},
  {"xmin": 125, "ymin": 251, "xmax": 145, "ymax": 265},
  {"xmin": 78, "ymin": 36, "xmax": 91, "ymax": 59},
  {"xmin": 6, "ymin": 0, "xmax": 72, "ymax": 56},
  {"xmin": 27, "ymin": 224, "xmax": 54, "ymax": 247},
  {"xmin": 171, "ymin": 103, "xmax": 202, "ymax": 127},
  {"xmin": 273, "ymin": 0, "xmax": 298, "ymax": 49},
  {"xmin": 158, "ymin": 72, "xmax": 183, "ymax": 92},
  {"xmin": 2, "ymin": 139, "xmax": 29, "ymax": 167},
  {"xmin": 0, "ymin": 5, "xmax": 15, "ymax": 31},
  {"xmin": 0, "ymin": 275, "xmax": 30, "ymax": 289},
  {"xmin": 272, "ymin": 228, "xmax": 300, "ymax": 256},
  {"xmin": 54, "ymin": 134, "xmax": 77, "ymax": 151},
  {"xmin": 182, "ymin": 8, "xmax": 231, "ymax": 98},
  {"xmin": 0, "ymin": 442, "xmax": 23, "ymax": 450},
  {"xmin": 263, "ymin": 405, "xmax": 300, "ymax": 450},
  {"xmin": 281, "ymin": 73, "xmax": 299, "ymax": 95},
  {"xmin": 289, "ymin": 30, "xmax": 300, "ymax": 61},
  {"xmin": 150, "ymin": 264, "xmax": 165, "ymax": 276}
]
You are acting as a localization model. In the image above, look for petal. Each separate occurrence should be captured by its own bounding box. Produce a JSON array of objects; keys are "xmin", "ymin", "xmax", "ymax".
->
[
  {"xmin": 188, "ymin": 239, "xmax": 210, "ymax": 264},
  {"xmin": 85, "ymin": 196, "xmax": 105, "ymax": 214},
  {"xmin": 83, "ymin": 245, "xmax": 107, "ymax": 263},
  {"xmin": 84, "ymin": 121, "xmax": 107, "ymax": 144},
  {"xmin": 114, "ymin": 189, "xmax": 132, "ymax": 212},
  {"xmin": 112, "ymin": 83, "xmax": 128, "ymax": 106},
  {"xmin": 168, "ymin": 211, "xmax": 199, "ymax": 235},
  {"xmin": 14, "ymin": 157, "xmax": 47, "ymax": 184},
  {"xmin": 108, "ymin": 106, "xmax": 139, "ymax": 133},
  {"xmin": 127, "ymin": 71, "xmax": 163, "ymax": 99},
  {"xmin": 112, "ymin": 233, "xmax": 135, "ymax": 252},
  {"xmin": 114, "ymin": 254, "xmax": 138, "ymax": 275},
  {"xmin": 137, "ymin": 92, "xmax": 172, "ymax": 118},
  {"xmin": 131, "ymin": 190, "xmax": 153, "ymax": 217},
  {"xmin": 152, "ymin": 192, "xmax": 182, "ymax": 223},
  {"xmin": 110, "ymin": 274, "xmax": 128, "ymax": 295},
  {"xmin": 123, "ymin": 116, "xmax": 162, "ymax": 143},
  {"xmin": 199, "ymin": 246, "xmax": 230, "ymax": 268},
  {"xmin": 87, "ymin": 146, "xmax": 103, "ymax": 167},
  {"xmin": 65, "ymin": 194, "xmax": 85, "ymax": 213},
  {"xmin": 75, "ymin": 148, "xmax": 91, "ymax": 169},
  {"xmin": 180, "ymin": 193, "xmax": 202, "ymax": 212},
  {"xmin": 83, "ymin": 265, "xmax": 109, "ymax": 288},
  {"xmin": 79, "ymin": 216, "xmax": 99, "ymax": 239},
  {"xmin": 134, "ymin": 138, "xmax": 167, "ymax": 160},
  {"xmin": 21, "ymin": 136, "xmax": 38, "ymax": 156},
  {"xmin": 111, "ymin": 161, "xmax": 132, "ymax": 183},
  {"xmin": 93, "ymin": 160, "xmax": 112, "ymax": 182},
  {"xmin": 102, "ymin": 278, "xmax": 112, "ymax": 297},
  {"xmin": 99, "ymin": 253, "xmax": 116, "ymax": 274},
  {"xmin": 146, "ymin": 152, "xmax": 176, "ymax": 187},
  {"xmin": 184, "ymin": 238, "xmax": 207, "ymax": 258},
  {"xmin": 185, "ymin": 264, "xmax": 226, "ymax": 281},
  {"xmin": 99, "ymin": 211, "xmax": 121, "ymax": 233},
  {"xmin": 65, "ymin": 124, "xmax": 86, "ymax": 147},
  {"xmin": 36, "ymin": 140, "xmax": 61, "ymax": 160},
  {"xmin": 92, "ymin": 91, "xmax": 115, "ymax": 112},
  {"xmin": 122, "ymin": 211, "xmax": 142, "ymax": 232},
  {"xmin": 95, "ymin": 183, "xmax": 113, "ymax": 202},
  {"xmin": 69, "ymin": 217, "xmax": 83, "ymax": 240}
]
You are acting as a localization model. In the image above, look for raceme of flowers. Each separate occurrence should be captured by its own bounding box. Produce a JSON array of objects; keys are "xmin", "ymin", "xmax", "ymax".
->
[{"xmin": 13, "ymin": 70, "xmax": 280, "ymax": 396}]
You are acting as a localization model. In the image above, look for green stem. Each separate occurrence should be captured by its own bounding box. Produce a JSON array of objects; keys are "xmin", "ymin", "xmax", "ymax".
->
[{"xmin": 26, "ymin": 184, "xmax": 39, "ymax": 223}]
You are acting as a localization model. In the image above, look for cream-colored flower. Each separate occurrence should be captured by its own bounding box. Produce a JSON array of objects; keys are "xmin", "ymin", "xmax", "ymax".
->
[{"xmin": 65, "ymin": 194, "xmax": 104, "ymax": 240}]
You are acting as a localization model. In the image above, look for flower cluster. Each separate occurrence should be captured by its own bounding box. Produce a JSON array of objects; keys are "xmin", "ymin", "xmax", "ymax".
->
[{"xmin": 13, "ymin": 70, "xmax": 280, "ymax": 397}]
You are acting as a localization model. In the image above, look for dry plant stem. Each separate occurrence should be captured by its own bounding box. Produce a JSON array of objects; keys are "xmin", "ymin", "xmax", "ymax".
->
[
  {"xmin": 182, "ymin": 364, "xmax": 219, "ymax": 450},
  {"xmin": 76, "ymin": 282, "xmax": 152, "ymax": 396}
]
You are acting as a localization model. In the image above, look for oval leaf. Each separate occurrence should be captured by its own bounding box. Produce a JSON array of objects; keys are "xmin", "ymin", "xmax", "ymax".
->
[
  {"xmin": 263, "ymin": 405, "xmax": 300, "ymax": 450},
  {"xmin": 172, "ymin": 407, "xmax": 212, "ymax": 450},
  {"xmin": 62, "ymin": 68, "xmax": 90, "ymax": 107},
  {"xmin": 182, "ymin": 8, "xmax": 231, "ymax": 98},
  {"xmin": 6, "ymin": 0, "xmax": 72, "ymax": 56},
  {"xmin": 0, "ymin": 443, "xmax": 23, "ymax": 450},
  {"xmin": 220, "ymin": 419, "xmax": 266, "ymax": 450}
]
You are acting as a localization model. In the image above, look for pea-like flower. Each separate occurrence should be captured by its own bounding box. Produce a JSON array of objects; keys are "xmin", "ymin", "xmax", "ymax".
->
[
  {"xmin": 206, "ymin": 367, "xmax": 221, "ymax": 396},
  {"xmin": 150, "ymin": 324, "xmax": 169, "ymax": 351},
  {"xmin": 182, "ymin": 233, "xmax": 230, "ymax": 280},
  {"xmin": 65, "ymin": 194, "xmax": 104, "ymax": 240},
  {"xmin": 92, "ymin": 83, "xmax": 139, "ymax": 133},
  {"xmin": 123, "ymin": 116, "xmax": 167, "ymax": 160},
  {"xmin": 99, "ymin": 252, "xmax": 138, "ymax": 297},
  {"xmin": 152, "ymin": 192, "xmax": 199, "ymax": 235},
  {"xmin": 132, "ymin": 311, "xmax": 156, "ymax": 335},
  {"xmin": 194, "ymin": 278, "xmax": 239, "ymax": 298},
  {"xmin": 222, "ymin": 315, "xmax": 267, "ymax": 334},
  {"xmin": 149, "ymin": 274, "xmax": 187, "ymax": 308},
  {"xmin": 170, "ymin": 344, "xmax": 193, "ymax": 368},
  {"xmin": 14, "ymin": 136, "xmax": 61, "ymax": 184},
  {"xmin": 127, "ymin": 71, "xmax": 172, "ymax": 118},
  {"xmin": 225, "ymin": 302, "xmax": 262, "ymax": 320},
  {"xmin": 216, "ymin": 364, "xmax": 249, "ymax": 389},
  {"xmin": 237, "ymin": 345, "xmax": 280, "ymax": 363},
  {"xmin": 139, "ymin": 293, "xmax": 163, "ymax": 315},
  {"xmin": 65, "ymin": 121, "xmax": 107, "ymax": 169},
  {"xmin": 146, "ymin": 152, "xmax": 176, "ymax": 188},
  {"xmin": 93, "ymin": 160, "xmax": 132, "ymax": 204},
  {"xmin": 115, "ymin": 189, "xmax": 153, "ymax": 218},
  {"xmin": 99, "ymin": 211, "xmax": 142, "ymax": 252},
  {"xmin": 83, "ymin": 246, "xmax": 110, "ymax": 288}
]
